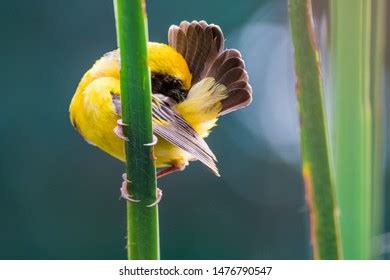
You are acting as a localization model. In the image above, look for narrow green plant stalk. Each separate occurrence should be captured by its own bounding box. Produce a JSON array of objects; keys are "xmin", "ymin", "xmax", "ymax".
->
[
  {"xmin": 289, "ymin": 0, "xmax": 341, "ymax": 259},
  {"xmin": 370, "ymin": 0, "xmax": 386, "ymax": 259},
  {"xmin": 330, "ymin": 0, "xmax": 377, "ymax": 259},
  {"xmin": 114, "ymin": 0, "xmax": 159, "ymax": 260}
]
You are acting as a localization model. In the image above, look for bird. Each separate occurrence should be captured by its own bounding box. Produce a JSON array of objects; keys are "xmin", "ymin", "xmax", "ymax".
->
[{"xmin": 69, "ymin": 20, "xmax": 252, "ymax": 205}]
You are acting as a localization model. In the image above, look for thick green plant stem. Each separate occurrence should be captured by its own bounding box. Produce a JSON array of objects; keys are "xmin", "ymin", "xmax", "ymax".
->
[
  {"xmin": 330, "ymin": 0, "xmax": 379, "ymax": 259},
  {"xmin": 370, "ymin": 0, "xmax": 386, "ymax": 259},
  {"xmin": 114, "ymin": 0, "xmax": 159, "ymax": 260},
  {"xmin": 289, "ymin": 0, "xmax": 341, "ymax": 259}
]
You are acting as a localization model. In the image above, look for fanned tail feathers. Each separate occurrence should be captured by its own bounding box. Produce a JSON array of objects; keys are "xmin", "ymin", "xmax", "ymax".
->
[{"xmin": 168, "ymin": 20, "xmax": 252, "ymax": 116}]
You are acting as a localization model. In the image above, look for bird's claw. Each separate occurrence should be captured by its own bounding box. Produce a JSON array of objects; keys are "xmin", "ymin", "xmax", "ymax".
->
[
  {"xmin": 120, "ymin": 174, "xmax": 140, "ymax": 203},
  {"xmin": 147, "ymin": 188, "xmax": 163, "ymax": 208},
  {"xmin": 122, "ymin": 173, "xmax": 131, "ymax": 182},
  {"xmin": 144, "ymin": 135, "xmax": 158, "ymax": 146},
  {"xmin": 114, "ymin": 126, "xmax": 129, "ymax": 141},
  {"xmin": 117, "ymin": 119, "xmax": 128, "ymax": 126},
  {"xmin": 114, "ymin": 119, "xmax": 129, "ymax": 141}
]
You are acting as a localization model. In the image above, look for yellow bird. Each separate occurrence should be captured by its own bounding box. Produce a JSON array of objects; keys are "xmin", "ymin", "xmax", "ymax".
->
[{"xmin": 69, "ymin": 21, "xmax": 252, "ymax": 202}]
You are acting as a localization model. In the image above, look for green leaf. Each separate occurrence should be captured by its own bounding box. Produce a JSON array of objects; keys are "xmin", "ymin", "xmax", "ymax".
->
[
  {"xmin": 330, "ymin": 0, "xmax": 386, "ymax": 259},
  {"xmin": 289, "ymin": 0, "xmax": 341, "ymax": 259}
]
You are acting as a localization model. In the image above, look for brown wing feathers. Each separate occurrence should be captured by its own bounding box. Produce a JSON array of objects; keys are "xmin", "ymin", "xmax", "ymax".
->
[
  {"xmin": 168, "ymin": 20, "xmax": 252, "ymax": 115},
  {"xmin": 152, "ymin": 95, "xmax": 219, "ymax": 176},
  {"xmin": 111, "ymin": 93, "xmax": 220, "ymax": 176}
]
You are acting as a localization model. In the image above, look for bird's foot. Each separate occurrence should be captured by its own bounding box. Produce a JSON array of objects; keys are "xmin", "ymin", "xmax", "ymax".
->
[
  {"xmin": 120, "ymin": 173, "xmax": 162, "ymax": 207},
  {"xmin": 114, "ymin": 119, "xmax": 158, "ymax": 147},
  {"xmin": 114, "ymin": 119, "xmax": 129, "ymax": 141},
  {"xmin": 120, "ymin": 173, "xmax": 140, "ymax": 203}
]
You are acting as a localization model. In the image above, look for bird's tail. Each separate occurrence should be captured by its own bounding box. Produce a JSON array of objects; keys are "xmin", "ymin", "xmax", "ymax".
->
[{"xmin": 168, "ymin": 20, "xmax": 252, "ymax": 118}]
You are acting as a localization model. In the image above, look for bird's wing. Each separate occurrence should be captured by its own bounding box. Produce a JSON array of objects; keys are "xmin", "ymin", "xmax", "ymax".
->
[
  {"xmin": 168, "ymin": 20, "xmax": 252, "ymax": 115},
  {"xmin": 111, "ymin": 93, "xmax": 219, "ymax": 176}
]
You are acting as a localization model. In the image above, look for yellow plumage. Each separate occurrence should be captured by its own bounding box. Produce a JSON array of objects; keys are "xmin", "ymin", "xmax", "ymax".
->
[
  {"xmin": 148, "ymin": 43, "xmax": 192, "ymax": 89},
  {"xmin": 69, "ymin": 42, "xmax": 226, "ymax": 169},
  {"xmin": 70, "ymin": 21, "xmax": 252, "ymax": 177}
]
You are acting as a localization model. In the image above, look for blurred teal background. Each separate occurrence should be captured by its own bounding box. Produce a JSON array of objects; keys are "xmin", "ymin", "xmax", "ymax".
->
[{"xmin": 0, "ymin": 0, "xmax": 388, "ymax": 259}]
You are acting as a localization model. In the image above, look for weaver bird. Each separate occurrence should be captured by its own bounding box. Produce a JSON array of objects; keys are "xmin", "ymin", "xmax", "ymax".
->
[{"xmin": 69, "ymin": 21, "xmax": 252, "ymax": 204}]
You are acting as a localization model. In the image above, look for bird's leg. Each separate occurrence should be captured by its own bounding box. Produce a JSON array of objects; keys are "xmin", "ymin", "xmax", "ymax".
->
[
  {"xmin": 147, "ymin": 188, "xmax": 163, "ymax": 208},
  {"xmin": 146, "ymin": 165, "xmax": 185, "ymax": 206},
  {"xmin": 114, "ymin": 119, "xmax": 129, "ymax": 141},
  {"xmin": 157, "ymin": 164, "xmax": 185, "ymax": 178},
  {"xmin": 120, "ymin": 173, "xmax": 140, "ymax": 203},
  {"xmin": 120, "ymin": 164, "xmax": 184, "ymax": 204}
]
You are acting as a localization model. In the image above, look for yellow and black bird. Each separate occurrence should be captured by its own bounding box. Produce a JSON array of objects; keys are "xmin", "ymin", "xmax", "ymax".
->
[{"xmin": 69, "ymin": 21, "xmax": 252, "ymax": 201}]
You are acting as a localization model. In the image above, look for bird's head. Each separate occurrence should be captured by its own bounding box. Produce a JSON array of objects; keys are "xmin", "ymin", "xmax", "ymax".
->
[{"xmin": 148, "ymin": 42, "xmax": 192, "ymax": 90}]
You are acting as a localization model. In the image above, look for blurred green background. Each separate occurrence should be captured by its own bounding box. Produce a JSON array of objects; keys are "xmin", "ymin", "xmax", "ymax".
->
[{"xmin": 0, "ymin": 0, "xmax": 388, "ymax": 259}]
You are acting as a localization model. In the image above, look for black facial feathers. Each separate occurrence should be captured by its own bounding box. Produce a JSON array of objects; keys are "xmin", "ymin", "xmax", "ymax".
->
[{"xmin": 151, "ymin": 73, "xmax": 187, "ymax": 103}]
